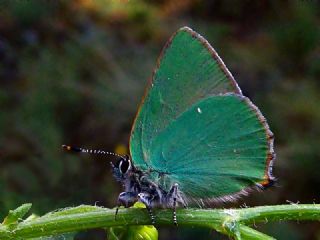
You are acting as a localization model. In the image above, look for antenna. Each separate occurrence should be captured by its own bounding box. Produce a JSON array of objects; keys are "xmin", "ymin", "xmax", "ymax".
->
[{"xmin": 62, "ymin": 145, "xmax": 126, "ymax": 160}]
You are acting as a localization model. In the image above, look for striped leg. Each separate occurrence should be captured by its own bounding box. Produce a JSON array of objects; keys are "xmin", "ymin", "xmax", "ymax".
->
[
  {"xmin": 147, "ymin": 206, "xmax": 156, "ymax": 225},
  {"xmin": 172, "ymin": 183, "xmax": 178, "ymax": 226},
  {"xmin": 115, "ymin": 192, "xmax": 138, "ymax": 220},
  {"xmin": 138, "ymin": 192, "xmax": 156, "ymax": 225}
]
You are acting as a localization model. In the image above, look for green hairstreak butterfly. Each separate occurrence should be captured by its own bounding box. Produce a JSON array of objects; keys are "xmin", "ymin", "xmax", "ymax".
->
[{"xmin": 63, "ymin": 26, "xmax": 275, "ymax": 225}]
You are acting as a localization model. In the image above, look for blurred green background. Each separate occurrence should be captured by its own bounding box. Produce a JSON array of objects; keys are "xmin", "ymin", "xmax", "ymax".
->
[{"xmin": 0, "ymin": 0, "xmax": 319, "ymax": 239}]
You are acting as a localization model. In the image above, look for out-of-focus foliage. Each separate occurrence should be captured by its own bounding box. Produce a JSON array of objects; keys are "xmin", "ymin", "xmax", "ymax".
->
[{"xmin": 0, "ymin": 0, "xmax": 319, "ymax": 239}]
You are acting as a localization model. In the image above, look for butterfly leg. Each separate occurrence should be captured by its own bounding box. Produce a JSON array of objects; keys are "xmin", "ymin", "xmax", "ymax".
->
[
  {"xmin": 138, "ymin": 192, "xmax": 156, "ymax": 224},
  {"xmin": 115, "ymin": 205, "xmax": 119, "ymax": 220},
  {"xmin": 146, "ymin": 206, "xmax": 156, "ymax": 225},
  {"xmin": 115, "ymin": 192, "xmax": 138, "ymax": 220},
  {"xmin": 169, "ymin": 186, "xmax": 187, "ymax": 209},
  {"xmin": 169, "ymin": 183, "xmax": 179, "ymax": 226}
]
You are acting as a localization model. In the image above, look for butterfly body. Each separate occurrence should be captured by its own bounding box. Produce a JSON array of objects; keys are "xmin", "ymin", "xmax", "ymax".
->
[{"xmin": 111, "ymin": 156, "xmax": 185, "ymax": 224}]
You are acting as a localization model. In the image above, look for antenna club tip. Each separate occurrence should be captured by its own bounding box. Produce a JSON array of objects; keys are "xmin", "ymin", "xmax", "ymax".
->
[
  {"xmin": 62, "ymin": 145, "xmax": 71, "ymax": 150},
  {"xmin": 62, "ymin": 145, "xmax": 81, "ymax": 152}
]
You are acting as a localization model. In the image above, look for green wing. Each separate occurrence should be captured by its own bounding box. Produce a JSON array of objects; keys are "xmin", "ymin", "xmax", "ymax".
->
[
  {"xmin": 146, "ymin": 94, "xmax": 274, "ymax": 199},
  {"xmin": 129, "ymin": 27, "xmax": 274, "ymax": 200},
  {"xmin": 130, "ymin": 27, "xmax": 241, "ymax": 169}
]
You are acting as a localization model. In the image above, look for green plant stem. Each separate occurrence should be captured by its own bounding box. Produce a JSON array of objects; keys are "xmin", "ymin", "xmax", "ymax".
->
[
  {"xmin": 0, "ymin": 204, "xmax": 320, "ymax": 239},
  {"xmin": 237, "ymin": 224, "xmax": 276, "ymax": 240}
]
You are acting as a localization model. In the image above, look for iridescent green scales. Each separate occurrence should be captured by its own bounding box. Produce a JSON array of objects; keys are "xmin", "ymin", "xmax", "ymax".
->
[{"xmin": 129, "ymin": 27, "xmax": 274, "ymax": 202}]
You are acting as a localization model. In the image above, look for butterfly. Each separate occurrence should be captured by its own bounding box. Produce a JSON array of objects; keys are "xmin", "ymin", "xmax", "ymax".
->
[{"xmin": 63, "ymin": 26, "xmax": 275, "ymax": 225}]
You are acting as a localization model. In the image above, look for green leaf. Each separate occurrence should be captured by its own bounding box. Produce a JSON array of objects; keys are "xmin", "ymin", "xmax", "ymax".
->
[
  {"xmin": 107, "ymin": 202, "xmax": 158, "ymax": 240},
  {"xmin": 107, "ymin": 225, "xmax": 158, "ymax": 240},
  {"xmin": 2, "ymin": 203, "xmax": 32, "ymax": 226}
]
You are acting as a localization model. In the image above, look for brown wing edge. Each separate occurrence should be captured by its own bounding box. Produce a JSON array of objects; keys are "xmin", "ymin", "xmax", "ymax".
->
[
  {"xmin": 129, "ymin": 26, "xmax": 243, "ymax": 153},
  {"xmin": 181, "ymin": 26, "xmax": 242, "ymax": 95},
  {"xmin": 185, "ymin": 93, "xmax": 276, "ymax": 206}
]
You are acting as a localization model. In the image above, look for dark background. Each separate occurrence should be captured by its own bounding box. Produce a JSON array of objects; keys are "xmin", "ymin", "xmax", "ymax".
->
[{"xmin": 0, "ymin": 0, "xmax": 319, "ymax": 239}]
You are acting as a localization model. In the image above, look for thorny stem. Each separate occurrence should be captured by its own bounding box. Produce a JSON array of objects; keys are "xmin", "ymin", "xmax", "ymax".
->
[{"xmin": 0, "ymin": 204, "xmax": 320, "ymax": 239}]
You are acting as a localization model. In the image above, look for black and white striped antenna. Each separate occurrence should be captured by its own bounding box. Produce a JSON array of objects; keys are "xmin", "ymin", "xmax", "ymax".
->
[{"xmin": 62, "ymin": 145, "xmax": 126, "ymax": 160}]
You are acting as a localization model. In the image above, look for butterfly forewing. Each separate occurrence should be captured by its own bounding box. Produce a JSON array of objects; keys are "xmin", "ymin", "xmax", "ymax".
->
[{"xmin": 130, "ymin": 27, "xmax": 241, "ymax": 169}]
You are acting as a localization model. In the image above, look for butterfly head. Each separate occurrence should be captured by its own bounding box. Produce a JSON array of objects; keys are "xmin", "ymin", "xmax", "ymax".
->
[
  {"xmin": 62, "ymin": 145, "xmax": 134, "ymax": 180},
  {"xmin": 111, "ymin": 155, "xmax": 133, "ymax": 180}
]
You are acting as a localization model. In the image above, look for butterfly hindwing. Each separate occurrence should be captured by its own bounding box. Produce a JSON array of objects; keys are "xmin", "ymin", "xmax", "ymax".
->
[{"xmin": 148, "ymin": 94, "xmax": 274, "ymax": 200}]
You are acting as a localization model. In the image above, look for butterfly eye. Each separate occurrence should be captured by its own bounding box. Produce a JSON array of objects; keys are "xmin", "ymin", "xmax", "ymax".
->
[{"xmin": 118, "ymin": 156, "xmax": 131, "ymax": 174}]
